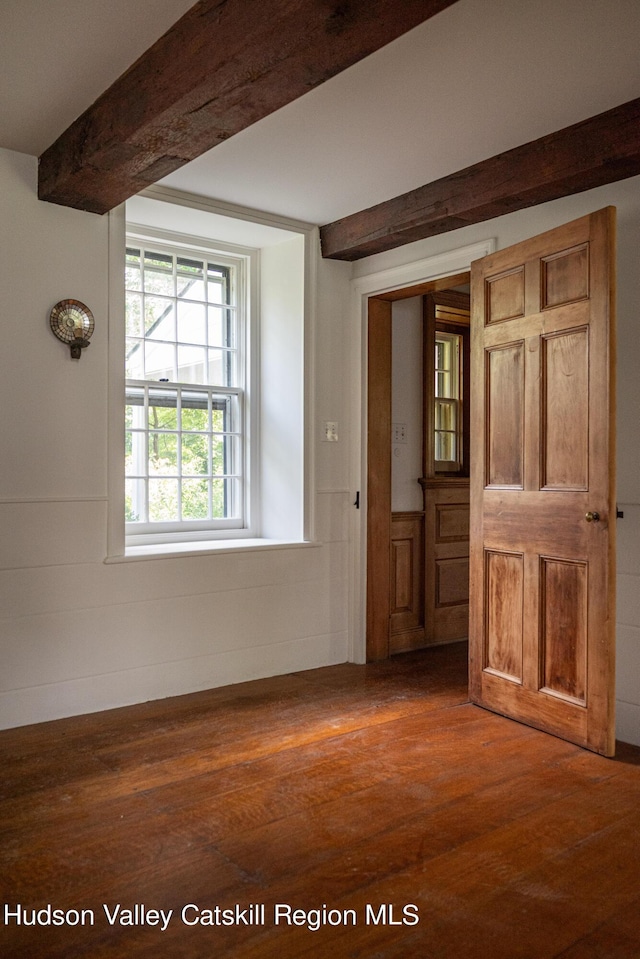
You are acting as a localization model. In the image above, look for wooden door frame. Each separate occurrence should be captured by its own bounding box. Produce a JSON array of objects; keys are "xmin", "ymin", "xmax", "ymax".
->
[{"xmin": 349, "ymin": 240, "xmax": 495, "ymax": 663}]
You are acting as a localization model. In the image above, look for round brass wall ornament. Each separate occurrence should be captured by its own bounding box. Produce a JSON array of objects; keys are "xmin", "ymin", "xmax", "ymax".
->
[{"xmin": 49, "ymin": 299, "xmax": 95, "ymax": 359}]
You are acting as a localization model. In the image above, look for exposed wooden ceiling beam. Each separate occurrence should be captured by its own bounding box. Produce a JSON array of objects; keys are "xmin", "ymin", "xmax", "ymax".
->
[
  {"xmin": 38, "ymin": 0, "xmax": 459, "ymax": 215},
  {"xmin": 320, "ymin": 97, "xmax": 640, "ymax": 260}
]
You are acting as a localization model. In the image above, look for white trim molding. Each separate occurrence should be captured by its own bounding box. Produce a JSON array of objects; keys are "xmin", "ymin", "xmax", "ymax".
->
[{"xmin": 351, "ymin": 239, "xmax": 495, "ymax": 297}]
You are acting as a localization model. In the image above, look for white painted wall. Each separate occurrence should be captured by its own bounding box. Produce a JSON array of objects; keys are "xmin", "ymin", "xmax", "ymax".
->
[
  {"xmin": 0, "ymin": 148, "xmax": 352, "ymax": 729},
  {"xmin": 391, "ymin": 297, "xmax": 423, "ymax": 512},
  {"xmin": 353, "ymin": 175, "xmax": 640, "ymax": 747},
  {"xmin": 260, "ymin": 237, "xmax": 306, "ymax": 540}
]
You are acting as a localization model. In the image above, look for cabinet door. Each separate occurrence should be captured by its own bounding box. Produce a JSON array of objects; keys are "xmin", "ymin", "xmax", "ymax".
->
[{"xmin": 424, "ymin": 484, "xmax": 469, "ymax": 645}]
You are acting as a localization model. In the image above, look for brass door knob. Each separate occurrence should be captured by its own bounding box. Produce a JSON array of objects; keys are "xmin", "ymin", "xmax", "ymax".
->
[{"xmin": 585, "ymin": 511, "xmax": 600, "ymax": 523}]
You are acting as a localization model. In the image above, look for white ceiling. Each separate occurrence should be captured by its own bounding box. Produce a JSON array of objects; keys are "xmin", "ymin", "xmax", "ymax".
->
[{"xmin": 2, "ymin": 0, "xmax": 640, "ymax": 225}]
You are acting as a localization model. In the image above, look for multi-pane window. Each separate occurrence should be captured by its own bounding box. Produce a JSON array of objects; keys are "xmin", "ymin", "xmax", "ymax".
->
[
  {"xmin": 125, "ymin": 242, "xmax": 245, "ymax": 534},
  {"xmin": 423, "ymin": 291, "xmax": 470, "ymax": 479},
  {"xmin": 434, "ymin": 330, "xmax": 463, "ymax": 471}
]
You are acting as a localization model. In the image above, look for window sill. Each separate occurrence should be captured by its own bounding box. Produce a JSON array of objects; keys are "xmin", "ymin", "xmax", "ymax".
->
[{"xmin": 105, "ymin": 537, "xmax": 318, "ymax": 563}]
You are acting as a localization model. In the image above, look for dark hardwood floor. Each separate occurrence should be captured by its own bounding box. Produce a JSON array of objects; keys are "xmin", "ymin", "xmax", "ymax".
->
[{"xmin": 2, "ymin": 642, "xmax": 640, "ymax": 959}]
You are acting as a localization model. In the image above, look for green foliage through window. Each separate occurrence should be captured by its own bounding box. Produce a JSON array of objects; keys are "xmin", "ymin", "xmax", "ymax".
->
[{"xmin": 125, "ymin": 238, "xmax": 244, "ymax": 531}]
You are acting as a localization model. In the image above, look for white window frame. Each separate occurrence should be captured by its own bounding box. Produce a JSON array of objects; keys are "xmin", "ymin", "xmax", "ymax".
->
[
  {"xmin": 434, "ymin": 329, "xmax": 463, "ymax": 473},
  {"xmin": 124, "ymin": 225, "xmax": 258, "ymax": 548},
  {"xmin": 125, "ymin": 381, "xmax": 244, "ymax": 533},
  {"xmin": 106, "ymin": 188, "xmax": 316, "ymax": 562}
]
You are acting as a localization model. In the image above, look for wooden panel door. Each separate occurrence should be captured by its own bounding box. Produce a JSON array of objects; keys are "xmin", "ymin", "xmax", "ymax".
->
[{"xmin": 469, "ymin": 208, "xmax": 616, "ymax": 756}]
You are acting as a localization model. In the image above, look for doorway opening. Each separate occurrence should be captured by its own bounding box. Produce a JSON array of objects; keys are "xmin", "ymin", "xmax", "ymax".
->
[{"xmin": 365, "ymin": 271, "xmax": 471, "ymax": 664}]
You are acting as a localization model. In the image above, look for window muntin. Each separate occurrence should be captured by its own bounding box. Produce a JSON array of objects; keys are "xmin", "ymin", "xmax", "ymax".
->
[
  {"xmin": 125, "ymin": 246, "xmax": 236, "ymax": 386},
  {"xmin": 125, "ymin": 241, "xmax": 246, "ymax": 536}
]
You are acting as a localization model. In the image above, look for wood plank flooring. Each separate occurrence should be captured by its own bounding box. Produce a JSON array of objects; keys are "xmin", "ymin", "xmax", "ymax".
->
[{"xmin": 2, "ymin": 642, "xmax": 640, "ymax": 959}]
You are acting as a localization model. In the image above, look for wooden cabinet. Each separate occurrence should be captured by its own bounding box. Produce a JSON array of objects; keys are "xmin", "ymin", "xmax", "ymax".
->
[
  {"xmin": 423, "ymin": 480, "xmax": 469, "ymax": 645},
  {"xmin": 390, "ymin": 489, "xmax": 469, "ymax": 651}
]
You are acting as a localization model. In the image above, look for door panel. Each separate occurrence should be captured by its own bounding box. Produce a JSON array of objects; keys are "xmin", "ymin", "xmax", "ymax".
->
[
  {"xmin": 390, "ymin": 511, "xmax": 425, "ymax": 652},
  {"xmin": 541, "ymin": 244, "xmax": 589, "ymax": 307},
  {"xmin": 485, "ymin": 549, "xmax": 524, "ymax": 682},
  {"xmin": 542, "ymin": 329, "xmax": 589, "ymax": 488},
  {"xmin": 540, "ymin": 557, "xmax": 587, "ymax": 704},
  {"xmin": 486, "ymin": 343, "xmax": 524, "ymax": 487},
  {"xmin": 486, "ymin": 267, "xmax": 525, "ymax": 323},
  {"xmin": 469, "ymin": 208, "xmax": 616, "ymax": 756}
]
